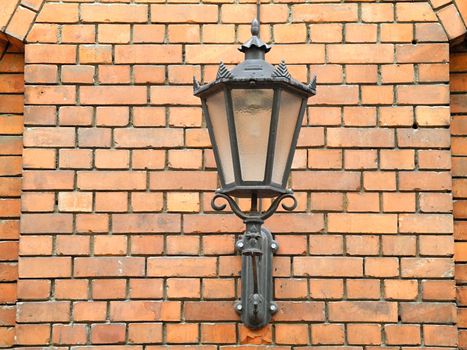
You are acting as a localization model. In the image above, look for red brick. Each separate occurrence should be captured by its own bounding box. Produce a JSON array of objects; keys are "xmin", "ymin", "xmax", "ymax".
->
[
  {"xmin": 399, "ymin": 214, "xmax": 453, "ymax": 233},
  {"xmin": 385, "ymin": 280, "xmax": 418, "ymax": 300},
  {"xmin": 400, "ymin": 303, "xmax": 456, "ymax": 323},
  {"xmin": 385, "ymin": 325, "xmax": 421, "ymax": 345},
  {"xmin": 73, "ymin": 301, "xmax": 107, "ymax": 322},
  {"xmin": 382, "ymin": 235, "xmax": 416, "ymax": 256},
  {"xmin": 77, "ymin": 171, "xmax": 146, "ymax": 190},
  {"xmin": 16, "ymin": 324, "xmax": 50, "ymax": 345},
  {"xmin": 17, "ymin": 301, "xmax": 70, "ymax": 322},
  {"xmin": 128, "ymin": 323, "xmax": 163, "ymax": 344},
  {"xmin": 201, "ymin": 323, "xmax": 236, "ymax": 344},
  {"xmin": 91, "ymin": 323, "xmax": 126, "ymax": 344},
  {"xmin": 347, "ymin": 324, "xmax": 381, "ymax": 345},
  {"xmin": 275, "ymin": 324, "xmax": 308, "ymax": 345},
  {"xmin": 17, "ymin": 280, "xmax": 50, "ymax": 300},
  {"xmin": 329, "ymin": 301, "xmax": 397, "ymax": 322},
  {"xmin": 396, "ymin": 44, "xmax": 449, "ymax": 63},
  {"xmin": 110, "ymin": 301, "xmax": 181, "ymax": 321},
  {"xmin": 114, "ymin": 128, "xmax": 183, "ymax": 148},
  {"xmin": 115, "ymin": 45, "xmax": 182, "ymax": 64},
  {"xmin": 80, "ymin": 86, "xmax": 147, "ymax": 105},
  {"xmin": 167, "ymin": 278, "xmax": 201, "ymax": 298},
  {"xmin": 294, "ymin": 257, "xmax": 362, "ymax": 277},
  {"xmin": 399, "ymin": 172, "xmax": 451, "ymax": 191},
  {"xmin": 328, "ymin": 213, "xmax": 397, "ymax": 234},
  {"xmin": 61, "ymin": 65, "xmax": 94, "ymax": 83},
  {"xmin": 52, "ymin": 324, "xmax": 87, "ymax": 345},
  {"xmin": 26, "ymin": 44, "xmax": 76, "ymax": 64},
  {"xmin": 112, "ymin": 213, "xmax": 180, "ymax": 233},
  {"xmin": 92, "ymin": 279, "xmax": 126, "ymax": 300},
  {"xmin": 129, "ymin": 279, "xmax": 164, "ymax": 299},
  {"xmin": 55, "ymin": 279, "xmax": 88, "ymax": 300},
  {"xmin": 423, "ymin": 325, "xmax": 457, "ymax": 346},
  {"xmin": 311, "ymin": 324, "xmax": 344, "ymax": 345},
  {"xmin": 74, "ymin": 257, "xmax": 145, "ymax": 277},
  {"xmin": 166, "ymin": 323, "xmax": 199, "ymax": 344},
  {"xmin": 148, "ymin": 257, "xmax": 216, "ymax": 277},
  {"xmin": 401, "ymin": 258, "xmax": 453, "ymax": 278}
]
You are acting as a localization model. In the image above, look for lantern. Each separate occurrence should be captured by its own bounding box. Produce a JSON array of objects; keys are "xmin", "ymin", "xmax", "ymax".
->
[{"xmin": 193, "ymin": 19, "xmax": 316, "ymax": 329}]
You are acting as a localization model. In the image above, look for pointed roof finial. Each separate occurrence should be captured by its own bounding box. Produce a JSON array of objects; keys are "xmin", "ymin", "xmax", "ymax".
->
[{"xmin": 251, "ymin": 18, "xmax": 260, "ymax": 37}]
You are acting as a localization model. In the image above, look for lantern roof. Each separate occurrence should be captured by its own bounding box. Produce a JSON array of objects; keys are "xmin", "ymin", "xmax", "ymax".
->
[{"xmin": 193, "ymin": 19, "xmax": 316, "ymax": 98}]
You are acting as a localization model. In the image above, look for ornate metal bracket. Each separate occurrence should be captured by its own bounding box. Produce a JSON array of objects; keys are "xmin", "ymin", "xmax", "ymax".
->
[{"xmin": 211, "ymin": 190, "xmax": 297, "ymax": 329}]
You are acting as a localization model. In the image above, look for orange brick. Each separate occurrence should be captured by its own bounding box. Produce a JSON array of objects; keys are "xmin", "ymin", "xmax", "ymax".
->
[
  {"xmin": 167, "ymin": 278, "xmax": 201, "ymax": 298},
  {"xmin": 94, "ymin": 236, "xmax": 128, "ymax": 256},
  {"xmin": 346, "ymin": 65, "xmax": 378, "ymax": 83},
  {"xmin": 36, "ymin": 3, "xmax": 79, "ymax": 23},
  {"xmin": 311, "ymin": 324, "xmax": 344, "ymax": 345},
  {"xmin": 347, "ymin": 279, "xmax": 380, "ymax": 299},
  {"xmin": 151, "ymin": 5, "xmax": 218, "ymax": 23},
  {"xmin": 98, "ymin": 24, "xmax": 131, "ymax": 44},
  {"xmin": 384, "ymin": 280, "xmax": 418, "ymax": 300},
  {"xmin": 275, "ymin": 324, "xmax": 308, "ymax": 345},
  {"xmin": 168, "ymin": 24, "xmax": 200, "ymax": 43},
  {"xmin": 396, "ymin": 2, "xmax": 437, "ymax": 21},
  {"xmin": 347, "ymin": 324, "xmax": 381, "ymax": 345},
  {"xmin": 62, "ymin": 25, "xmax": 95, "ymax": 43},
  {"xmin": 133, "ymin": 24, "xmax": 165, "ymax": 43},
  {"xmin": 292, "ymin": 4, "xmax": 358, "ymax": 23},
  {"xmin": 166, "ymin": 323, "xmax": 199, "ymax": 343},
  {"xmin": 346, "ymin": 23, "xmax": 377, "ymax": 42},
  {"xmin": 128, "ymin": 323, "xmax": 163, "ymax": 344},
  {"xmin": 201, "ymin": 323, "xmax": 236, "ymax": 344},
  {"xmin": 99, "ymin": 65, "xmax": 131, "ymax": 84},
  {"xmin": 131, "ymin": 236, "xmax": 164, "ymax": 256},
  {"xmin": 82, "ymin": 4, "xmax": 148, "ymax": 23},
  {"xmin": 92, "ymin": 279, "xmax": 126, "ymax": 300},
  {"xmin": 91, "ymin": 323, "xmax": 126, "ymax": 344},
  {"xmin": 381, "ymin": 23, "xmax": 413, "ymax": 42}
]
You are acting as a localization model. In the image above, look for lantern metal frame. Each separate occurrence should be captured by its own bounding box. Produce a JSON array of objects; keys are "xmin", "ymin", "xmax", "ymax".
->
[{"xmin": 193, "ymin": 19, "xmax": 316, "ymax": 329}]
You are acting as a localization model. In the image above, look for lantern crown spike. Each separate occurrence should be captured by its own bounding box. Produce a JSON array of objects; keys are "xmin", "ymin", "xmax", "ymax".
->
[
  {"xmin": 216, "ymin": 61, "xmax": 233, "ymax": 80},
  {"xmin": 193, "ymin": 75, "xmax": 200, "ymax": 93},
  {"xmin": 272, "ymin": 60, "xmax": 291, "ymax": 79}
]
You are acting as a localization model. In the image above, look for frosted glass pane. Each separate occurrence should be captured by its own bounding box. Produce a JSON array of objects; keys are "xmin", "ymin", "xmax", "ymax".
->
[
  {"xmin": 271, "ymin": 90, "xmax": 302, "ymax": 184},
  {"xmin": 232, "ymin": 89, "xmax": 273, "ymax": 182},
  {"xmin": 206, "ymin": 91, "xmax": 235, "ymax": 184}
]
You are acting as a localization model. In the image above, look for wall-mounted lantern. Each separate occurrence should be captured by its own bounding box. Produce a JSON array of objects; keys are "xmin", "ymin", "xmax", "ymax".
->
[{"xmin": 193, "ymin": 18, "xmax": 316, "ymax": 329}]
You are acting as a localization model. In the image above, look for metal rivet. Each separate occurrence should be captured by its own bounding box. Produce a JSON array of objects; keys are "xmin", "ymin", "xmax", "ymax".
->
[
  {"xmin": 270, "ymin": 304, "xmax": 277, "ymax": 312},
  {"xmin": 271, "ymin": 243, "xmax": 277, "ymax": 249},
  {"xmin": 236, "ymin": 304, "xmax": 243, "ymax": 311},
  {"xmin": 237, "ymin": 242, "xmax": 244, "ymax": 248}
]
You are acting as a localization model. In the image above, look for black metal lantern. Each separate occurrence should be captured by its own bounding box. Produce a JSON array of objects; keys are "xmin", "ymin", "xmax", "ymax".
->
[{"xmin": 194, "ymin": 19, "xmax": 316, "ymax": 329}]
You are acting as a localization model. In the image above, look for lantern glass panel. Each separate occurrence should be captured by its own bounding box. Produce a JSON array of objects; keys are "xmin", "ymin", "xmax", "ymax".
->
[
  {"xmin": 206, "ymin": 90, "xmax": 235, "ymax": 184},
  {"xmin": 271, "ymin": 90, "xmax": 303, "ymax": 184},
  {"xmin": 232, "ymin": 89, "xmax": 274, "ymax": 182}
]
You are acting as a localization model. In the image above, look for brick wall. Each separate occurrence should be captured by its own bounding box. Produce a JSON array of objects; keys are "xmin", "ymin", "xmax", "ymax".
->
[
  {"xmin": 0, "ymin": 38, "xmax": 24, "ymax": 347},
  {"xmin": 452, "ymin": 49, "xmax": 467, "ymax": 348},
  {"xmin": 0, "ymin": 0, "xmax": 464, "ymax": 348}
]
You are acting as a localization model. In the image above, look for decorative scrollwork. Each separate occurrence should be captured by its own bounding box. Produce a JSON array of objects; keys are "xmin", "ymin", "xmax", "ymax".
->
[
  {"xmin": 211, "ymin": 192, "xmax": 249, "ymax": 220},
  {"xmin": 260, "ymin": 191, "xmax": 297, "ymax": 221},
  {"xmin": 211, "ymin": 190, "xmax": 297, "ymax": 222}
]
